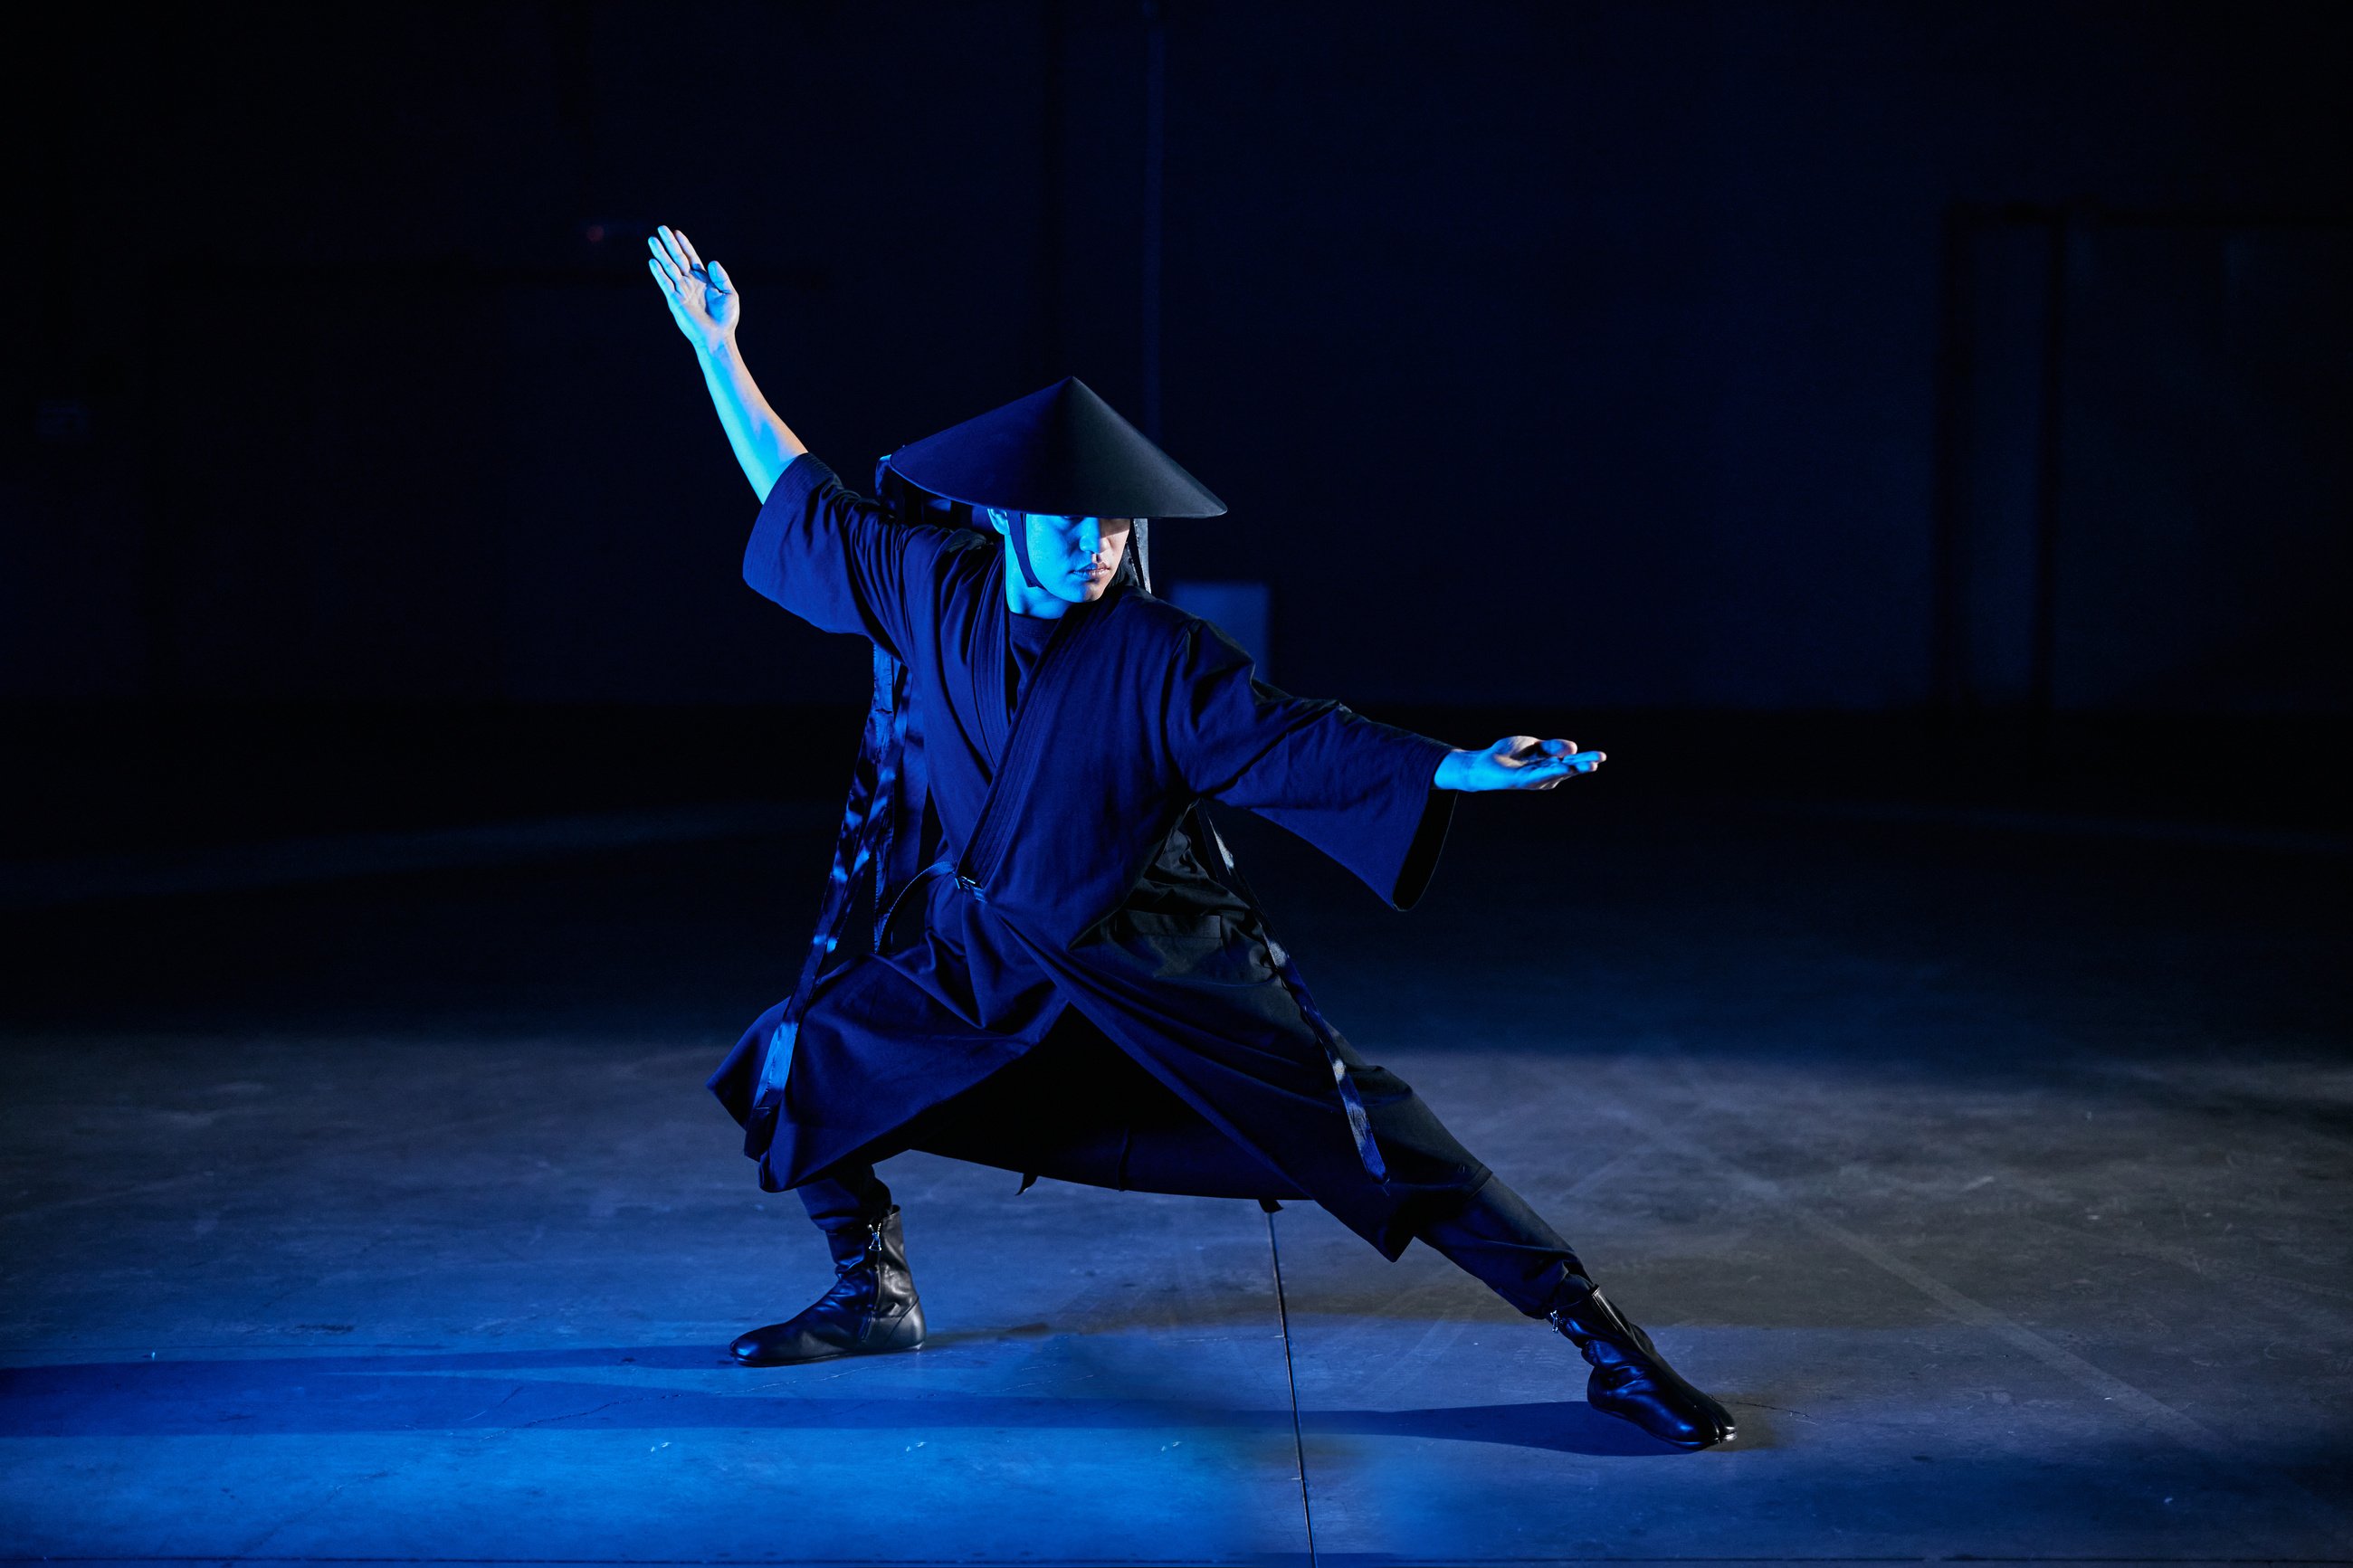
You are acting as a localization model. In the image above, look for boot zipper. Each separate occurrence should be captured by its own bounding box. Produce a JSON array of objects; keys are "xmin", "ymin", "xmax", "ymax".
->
[{"xmin": 863, "ymin": 1221, "xmax": 888, "ymax": 1345}]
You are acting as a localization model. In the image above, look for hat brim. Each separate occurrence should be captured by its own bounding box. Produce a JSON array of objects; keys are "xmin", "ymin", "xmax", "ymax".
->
[{"xmin": 884, "ymin": 376, "xmax": 1226, "ymax": 518}]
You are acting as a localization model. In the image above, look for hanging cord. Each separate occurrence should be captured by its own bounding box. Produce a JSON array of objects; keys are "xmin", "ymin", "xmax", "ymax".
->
[
  {"xmin": 1260, "ymin": 1198, "xmax": 1317, "ymax": 1566},
  {"xmin": 1194, "ymin": 804, "xmax": 1388, "ymax": 1185}
]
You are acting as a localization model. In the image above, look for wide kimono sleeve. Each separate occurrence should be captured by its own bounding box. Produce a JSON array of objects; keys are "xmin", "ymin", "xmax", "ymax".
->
[
  {"xmin": 1163, "ymin": 616, "xmax": 1460, "ymax": 910},
  {"xmin": 741, "ymin": 454, "xmax": 952, "ymax": 658}
]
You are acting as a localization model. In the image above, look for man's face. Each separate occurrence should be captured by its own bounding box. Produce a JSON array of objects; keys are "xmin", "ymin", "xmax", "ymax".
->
[{"xmin": 987, "ymin": 509, "xmax": 1133, "ymax": 603}]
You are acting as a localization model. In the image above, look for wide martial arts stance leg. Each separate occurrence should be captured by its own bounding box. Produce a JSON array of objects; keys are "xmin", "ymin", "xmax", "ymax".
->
[
  {"xmin": 1410, "ymin": 1173, "xmax": 1736, "ymax": 1450},
  {"xmin": 729, "ymin": 1162, "xmax": 924, "ymax": 1366},
  {"xmin": 730, "ymin": 1013, "xmax": 1266, "ymax": 1367},
  {"xmin": 1288, "ymin": 1023, "xmax": 1736, "ymax": 1449},
  {"xmin": 1086, "ymin": 1090, "xmax": 1733, "ymax": 1449}
]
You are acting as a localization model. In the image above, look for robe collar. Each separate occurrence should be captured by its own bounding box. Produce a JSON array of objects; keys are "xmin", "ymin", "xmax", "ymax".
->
[
  {"xmin": 973, "ymin": 542, "xmax": 1126, "ymax": 776},
  {"xmin": 956, "ymin": 571, "xmax": 1126, "ymax": 896}
]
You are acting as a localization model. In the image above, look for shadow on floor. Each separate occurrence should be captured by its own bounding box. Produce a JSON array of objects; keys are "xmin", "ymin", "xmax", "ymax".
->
[{"xmin": 0, "ymin": 1345, "xmax": 1700, "ymax": 1457}]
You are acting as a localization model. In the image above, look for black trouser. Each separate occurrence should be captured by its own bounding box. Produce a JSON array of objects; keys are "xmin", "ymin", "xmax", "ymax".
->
[{"xmin": 795, "ymin": 1055, "xmax": 1590, "ymax": 1320}]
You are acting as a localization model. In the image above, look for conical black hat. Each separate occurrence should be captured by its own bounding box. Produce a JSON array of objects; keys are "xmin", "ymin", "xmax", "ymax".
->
[{"xmin": 884, "ymin": 377, "xmax": 1226, "ymax": 518}]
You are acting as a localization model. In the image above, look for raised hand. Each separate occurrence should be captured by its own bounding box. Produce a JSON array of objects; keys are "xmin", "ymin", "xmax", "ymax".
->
[
  {"xmin": 1435, "ymin": 736, "xmax": 1605, "ymax": 792},
  {"xmin": 647, "ymin": 224, "xmax": 740, "ymax": 356}
]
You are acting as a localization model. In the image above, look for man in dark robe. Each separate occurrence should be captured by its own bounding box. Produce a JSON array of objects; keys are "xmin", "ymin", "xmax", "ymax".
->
[{"xmin": 648, "ymin": 225, "xmax": 1733, "ymax": 1450}]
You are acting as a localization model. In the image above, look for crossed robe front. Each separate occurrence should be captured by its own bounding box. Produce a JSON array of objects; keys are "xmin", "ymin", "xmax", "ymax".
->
[{"xmin": 708, "ymin": 455, "xmax": 1489, "ymax": 1259}]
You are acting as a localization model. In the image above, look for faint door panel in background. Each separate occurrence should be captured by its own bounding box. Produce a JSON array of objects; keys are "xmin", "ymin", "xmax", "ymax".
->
[
  {"xmin": 1940, "ymin": 212, "xmax": 2352, "ymax": 720},
  {"xmin": 1165, "ymin": 580, "xmax": 1274, "ymax": 686},
  {"xmin": 2056, "ymin": 225, "xmax": 2352, "ymax": 714}
]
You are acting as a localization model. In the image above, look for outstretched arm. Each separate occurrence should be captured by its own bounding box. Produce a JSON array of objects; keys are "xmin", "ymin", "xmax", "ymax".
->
[
  {"xmin": 646, "ymin": 224, "xmax": 806, "ymax": 502},
  {"xmin": 1435, "ymin": 736, "xmax": 1605, "ymax": 792}
]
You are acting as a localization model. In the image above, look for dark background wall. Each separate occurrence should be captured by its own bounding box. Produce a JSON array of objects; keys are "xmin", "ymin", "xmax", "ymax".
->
[{"xmin": 5, "ymin": 2, "xmax": 2349, "ymax": 846}]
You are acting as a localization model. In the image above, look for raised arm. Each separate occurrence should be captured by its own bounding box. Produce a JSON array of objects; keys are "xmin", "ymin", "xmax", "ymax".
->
[{"xmin": 647, "ymin": 224, "xmax": 806, "ymax": 502}]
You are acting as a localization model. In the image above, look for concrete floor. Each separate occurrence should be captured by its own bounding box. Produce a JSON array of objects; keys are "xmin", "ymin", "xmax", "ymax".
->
[{"xmin": 2, "ymin": 791, "xmax": 2348, "ymax": 1564}]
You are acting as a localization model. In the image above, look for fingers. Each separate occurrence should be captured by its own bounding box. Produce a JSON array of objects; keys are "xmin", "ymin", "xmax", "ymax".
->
[
  {"xmin": 655, "ymin": 223, "xmax": 695, "ymax": 278},
  {"xmin": 674, "ymin": 228, "xmax": 705, "ymax": 269},
  {"xmin": 1479, "ymin": 734, "xmax": 1605, "ymax": 790},
  {"xmin": 646, "ymin": 237, "xmax": 684, "ymax": 290},
  {"xmin": 646, "ymin": 261, "xmax": 694, "ymax": 326},
  {"xmin": 1520, "ymin": 747, "xmax": 1605, "ymax": 790},
  {"xmin": 1558, "ymin": 751, "xmax": 1605, "ymax": 779},
  {"xmin": 1492, "ymin": 736, "xmax": 1581, "ymax": 767}
]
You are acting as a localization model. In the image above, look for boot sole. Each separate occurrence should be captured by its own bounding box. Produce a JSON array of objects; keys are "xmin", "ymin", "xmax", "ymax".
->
[
  {"xmin": 731, "ymin": 1339, "xmax": 925, "ymax": 1368},
  {"xmin": 1591, "ymin": 1389, "xmax": 1737, "ymax": 1450}
]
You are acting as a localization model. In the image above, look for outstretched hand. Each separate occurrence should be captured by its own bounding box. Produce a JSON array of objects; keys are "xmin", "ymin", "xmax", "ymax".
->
[
  {"xmin": 1435, "ymin": 736, "xmax": 1605, "ymax": 793},
  {"xmin": 646, "ymin": 224, "xmax": 740, "ymax": 356}
]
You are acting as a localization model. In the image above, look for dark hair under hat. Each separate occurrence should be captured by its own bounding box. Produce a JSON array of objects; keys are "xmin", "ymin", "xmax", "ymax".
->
[{"xmin": 883, "ymin": 376, "xmax": 1226, "ymax": 519}]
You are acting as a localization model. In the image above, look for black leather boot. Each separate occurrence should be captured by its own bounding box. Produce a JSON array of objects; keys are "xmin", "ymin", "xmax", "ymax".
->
[
  {"xmin": 1546, "ymin": 1278, "xmax": 1735, "ymax": 1450},
  {"xmin": 730, "ymin": 1204, "xmax": 926, "ymax": 1366}
]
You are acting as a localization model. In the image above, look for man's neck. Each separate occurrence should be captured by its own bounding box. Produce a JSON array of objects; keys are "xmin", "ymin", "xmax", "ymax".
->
[{"xmin": 1003, "ymin": 563, "xmax": 1075, "ymax": 620}]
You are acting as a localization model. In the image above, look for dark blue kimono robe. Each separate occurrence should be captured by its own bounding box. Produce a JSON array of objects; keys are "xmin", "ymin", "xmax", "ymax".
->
[{"xmin": 709, "ymin": 456, "xmax": 1489, "ymax": 1259}]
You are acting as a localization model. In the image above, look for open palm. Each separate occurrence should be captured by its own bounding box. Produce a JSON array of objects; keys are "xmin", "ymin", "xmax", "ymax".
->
[
  {"xmin": 647, "ymin": 224, "xmax": 739, "ymax": 354},
  {"xmin": 1444, "ymin": 736, "xmax": 1605, "ymax": 792}
]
